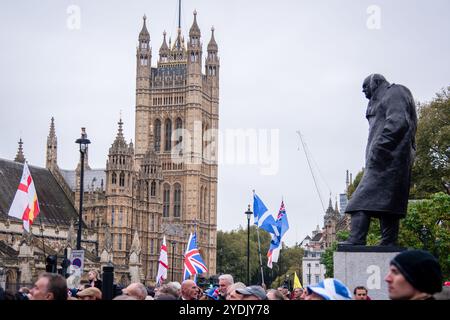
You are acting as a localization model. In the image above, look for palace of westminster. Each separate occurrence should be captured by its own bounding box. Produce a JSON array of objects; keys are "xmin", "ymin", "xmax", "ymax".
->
[{"xmin": 0, "ymin": 11, "xmax": 219, "ymax": 288}]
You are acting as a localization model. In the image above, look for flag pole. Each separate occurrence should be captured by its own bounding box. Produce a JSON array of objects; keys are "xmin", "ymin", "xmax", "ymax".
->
[
  {"xmin": 256, "ymin": 228, "xmax": 265, "ymax": 287},
  {"xmin": 253, "ymin": 190, "xmax": 265, "ymax": 287},
  {"xmin": 38, "ymin": 212, "xmax": 46, "ymax": 260}
]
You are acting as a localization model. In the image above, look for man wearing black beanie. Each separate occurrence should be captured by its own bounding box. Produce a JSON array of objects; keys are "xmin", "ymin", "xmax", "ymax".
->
[{"xmin": 385, "ymin": 250, "xmax": 443, "ymax": 300}]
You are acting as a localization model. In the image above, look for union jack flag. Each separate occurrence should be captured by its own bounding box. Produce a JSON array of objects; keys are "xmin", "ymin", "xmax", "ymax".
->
[
  {"xmin": 277, "ymin": 201, "xmax": 286, "ymax": 220},
  {"xmin": 183, "ymin": 232, "xmax": 208, "ymax": 280}
]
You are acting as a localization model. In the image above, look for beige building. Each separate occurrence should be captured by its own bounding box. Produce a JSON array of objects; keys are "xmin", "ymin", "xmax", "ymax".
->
[{"xmin": 0, "ymin": 12, "xmax": 219, "ymax": 288}]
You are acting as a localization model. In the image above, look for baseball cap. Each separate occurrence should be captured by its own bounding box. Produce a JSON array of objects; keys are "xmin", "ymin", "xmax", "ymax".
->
[
  {"xmin": 236, "ymin": 286, "xmax": 267, "ymax": 300},
  {"xmin": 205, "ymin": 286, "xmax": 220, "ymax": 300}
]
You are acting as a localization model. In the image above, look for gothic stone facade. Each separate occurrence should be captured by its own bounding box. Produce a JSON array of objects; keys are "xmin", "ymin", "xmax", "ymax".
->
[{"xmin": 0, "ymin": 12, "xmax": 219, "ymax": 287}]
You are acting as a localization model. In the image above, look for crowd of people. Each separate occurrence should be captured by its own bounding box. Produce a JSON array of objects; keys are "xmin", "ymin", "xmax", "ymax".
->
[{"xmin": 0, "ymin": 249, "xmax": 448, "ymax": 301}]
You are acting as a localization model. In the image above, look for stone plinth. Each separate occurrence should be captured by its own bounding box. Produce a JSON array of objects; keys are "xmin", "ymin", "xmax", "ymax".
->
[{"xmin": 334, "ymin": 246, "xmax": 405, "ymax": 300}]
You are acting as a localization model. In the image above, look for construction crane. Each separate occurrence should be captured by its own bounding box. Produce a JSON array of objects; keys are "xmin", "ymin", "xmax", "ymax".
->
[{"xmin": 296, "ymin": 130, "xmax": 332, "ymax": 213}]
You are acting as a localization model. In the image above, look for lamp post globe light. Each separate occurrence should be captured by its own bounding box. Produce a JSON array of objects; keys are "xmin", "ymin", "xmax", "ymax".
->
[
  {"xmin": 75, "ymin": 128, "xmax": 91, "ymax": 251},
  {"xmin": 245, "ymin": 205, "xmax": 253, "ymax": 285}
]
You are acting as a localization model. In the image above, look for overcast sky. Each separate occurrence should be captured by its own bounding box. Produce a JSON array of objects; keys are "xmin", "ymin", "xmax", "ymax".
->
[{"xmin": 1, "ymin": 0, "xmax": 449, "ymax": 246}]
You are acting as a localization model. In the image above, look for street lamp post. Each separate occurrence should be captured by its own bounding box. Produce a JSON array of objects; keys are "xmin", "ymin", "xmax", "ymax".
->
[
  {"xmin": 419, "ymin": 225, "xmax": 431, "ymax": 251},
  {"xmin": 307, "ymin": 263, "xmax": 311, "ymax": 286},
  {"xmin": 245, "ymin": 205, "xmax": 253, "ymax": 285},
  {"xmin": 75, "ymin": 128, "xmax": 91, "ymax": 250}
]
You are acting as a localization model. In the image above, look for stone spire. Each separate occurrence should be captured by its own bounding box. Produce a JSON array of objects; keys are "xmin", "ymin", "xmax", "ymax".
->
[
  {"xmin": 159, "ymin": 31, "xmax": 170, "ymax": 62},
  {"xmin": 207, "ymin": 26, "xmax": 218, "ymax": 52},
  {"xmin": 173, "ymin": 28, "xmax": 184, "ymax": 50},
  {"xmin": 325, "ymin": 195, "xmax": 334, "ymax": 216},
  {"xmin": 14, "ymin": 138, "xmax": 26, "ymax": 164},
  {"xmin": 46, "ymin": 117, "xmax": 58, "ymax": 169},
  {"xmin": 189, "ymin": 10, "xmax": 201, "ymax": 38},
  {"xmin": 139, "ymin": 15, "xmax": 150, "ymax": 42},
  {"xmin": 116, "ymin": 118, "xmax": 124, "ymax": 141},
  {"xmin": 335, "ymin": 198, "xmax": 339, "ymax": 214},
  {"xmin": 110, "ymin": 118, "xmax": 128, "ymax": 151},
  {"xmin": 160, "ymin": 31, "xmax": 169, "ymax": 52}
]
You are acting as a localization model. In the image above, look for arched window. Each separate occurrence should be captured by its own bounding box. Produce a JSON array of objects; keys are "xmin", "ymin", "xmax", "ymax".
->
[
  {"xmin": 154, "ymin": 119, "xmax": 161, "ymax": 152},
  {"xmin": 164, "ymin": 119, "xmax": 172, "ymax": 151},
  {"xmin": 119, "ymin": 172, "xmax": 125, "ymax": 187},
  {"xmin": 175, "ymin": 118, "xmax": 183, "ymax": 155},
  {"xmin": 111, "ymin": 207, "xmax": 115, "ymax": 226},
  {"xmin": 173, "ymin": 184, "xmax": 181, "ymax": 218},
  {"xmin": 111, "ymin": 172, "xmax": 117, "ymax": 185},
  {"xmin": 163, "ymin": 184, "xmax": 170, "ymax": 217},
  {"xmin": 204, "ymin": 187, "xmax": 208, "ymax": 221},
  {"xmin": 202, "ymin": 124, "xmax": 209, "ymax": 158},
  {"xmin": 151, "ymin": 181, "xmax": 156, "ymax": 197},
  {"xmin": 119, "ymin": 207, "xmax": 122, "ymax": 227},
  {"xmin": 200, "ymin": 187, "xmax": 204, "ymax": 221}
]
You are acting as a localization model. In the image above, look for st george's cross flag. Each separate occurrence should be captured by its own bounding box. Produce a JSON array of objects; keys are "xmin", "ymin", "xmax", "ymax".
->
[
  {"xmin": 8, "ymin": 163, "xmax": 40, "ymax": 232},
  {"xmin": 183, "ymin": 232, "xmax": 208, "ymax": 280},
  {"xmin": 155, "ymin": 236, "xmax": 169, "ymax": 285}
]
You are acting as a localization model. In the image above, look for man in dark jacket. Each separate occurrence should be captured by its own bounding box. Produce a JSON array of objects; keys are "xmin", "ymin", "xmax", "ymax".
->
[{"xmin": 344, "ymin": 74, "xmax": 417, "ymax": 246}]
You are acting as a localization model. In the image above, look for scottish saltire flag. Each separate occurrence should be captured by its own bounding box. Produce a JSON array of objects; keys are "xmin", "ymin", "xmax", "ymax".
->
[
  {"xmin": 306, "ymin": 278, "xmax": 352, "ymax": 300},
  {"xmin": 253, "ymin": 193, "xmax": 278, "ymax": 235},
  {"xmin": 8, "ymin": 163, "xmax": 40, "ymax": 232},
  {"xmin": 155, "ymin": 236, "xmax": 168, "ymax": 285},
  {"xmin": 183, "ymin": 232, "xmax": 208, "ymax": 280},
  {"xmin": 267, "ymin": 201, "xmax": 289, "ymax": 268}
]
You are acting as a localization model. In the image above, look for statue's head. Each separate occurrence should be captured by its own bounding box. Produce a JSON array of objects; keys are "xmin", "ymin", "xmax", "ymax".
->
[{"xmin": 362, "ymin": 74, "xmax": 388, "ymax": 99}]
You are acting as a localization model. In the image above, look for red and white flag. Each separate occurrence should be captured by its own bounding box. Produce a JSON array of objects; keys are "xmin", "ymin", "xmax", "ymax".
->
[
  {"xmin": 156, "ymin": 236, "xmax": 168, "ymax": 285},
  {"xmin": 8, "ymin": 163, "xmax": 40, "ymax": 232}
]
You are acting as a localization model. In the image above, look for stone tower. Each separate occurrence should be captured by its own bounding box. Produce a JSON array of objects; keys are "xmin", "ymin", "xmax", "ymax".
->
[
  {"xmin": 104, "ymin": 119, "xmax": 135, "ymax": 269},
  {"xmin": 133, "ymin": 11, "xmax": 219, "ymax": 280}
]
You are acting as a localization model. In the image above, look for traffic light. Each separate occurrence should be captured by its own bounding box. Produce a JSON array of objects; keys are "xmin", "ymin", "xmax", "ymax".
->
[
  {"xmin": 60, "ymin": 257, "xmax": 71, "ymax": 278},
  {"xmin": 46, "ymin": 255, "xmax": 57, "ymax": 273}
]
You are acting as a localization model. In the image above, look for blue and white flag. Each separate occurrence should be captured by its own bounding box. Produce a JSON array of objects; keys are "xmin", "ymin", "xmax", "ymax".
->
[
  {"xmin": 267, "ymin": 201, "xmax": 289, "ymax": 268},
  {"xmin": 253, "ymin": 193, "xmax": 278, "ymax": 236}
]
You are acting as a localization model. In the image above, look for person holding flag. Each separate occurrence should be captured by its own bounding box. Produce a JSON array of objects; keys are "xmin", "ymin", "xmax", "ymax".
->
[
  {"xmin": 156, "ymin": 236, "xmax": 169, "ymax": 286},
  {"xmin": 183, "ymin": 232, "xmax": 208, "ymax": 281},
  {"xmin": 291, "ymin": 272, "xmax": 304, "ymax": 300},
  {"xmin": 267, "ymin": 200, "xmax": 289, "ymax": 268},
  {"xmin": 8, "ymin": 162, "xmax": 40, "ymax": 232}
]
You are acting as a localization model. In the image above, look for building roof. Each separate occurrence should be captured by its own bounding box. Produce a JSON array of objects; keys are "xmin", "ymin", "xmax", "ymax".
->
[
  {"xmin": 60, "ymin": 168, "xmax": 106, "ymax": 192},
  {"xmin": 0, "ymin": 240, "xmax": 19, "ymax": 258},
  {"xmin": 0, "ymin": 158, "xmax": 79, "ymax": 226},
  {"xmin": 311, "ymin": 232, "xmax": 323, "ymax": 242}
]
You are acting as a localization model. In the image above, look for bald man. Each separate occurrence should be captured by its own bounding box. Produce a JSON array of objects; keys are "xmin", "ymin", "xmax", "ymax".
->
[
  {"xmin": 122, "ymin": 282, "xmax": 148, "ymax": 300},
  {"xmin": 181, "ymin": 280, "xmax": 198, "ymax": 300}
]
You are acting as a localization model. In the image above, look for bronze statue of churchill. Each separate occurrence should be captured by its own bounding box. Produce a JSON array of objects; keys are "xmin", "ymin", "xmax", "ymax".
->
[{"xmin": 344, "ymin": 74, "xmax": 417, "ymax": 246}]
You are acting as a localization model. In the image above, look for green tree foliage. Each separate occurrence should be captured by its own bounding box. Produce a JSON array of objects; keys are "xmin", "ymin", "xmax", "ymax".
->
[
  {"xmin": 270, "ymin": 243, "xmax": 304, "ymax": 288},
  {"xmin": 347, "ymin": 169, "xmax": 364, "ymax": 198},
  {"xmin": 321, "ymin": 242, "xmax": 337, "ymax": 278},
  {"xmin": 410, "ymin": 87, "xmax": 450, "ymax": 198},
  {"xmin": 216, "ymin": 226, "xmax": 271, "ymax": 285},
  {"xmin": 217, "ymin": 226, "xmax": 304, "ymax": 288},
  {"xmin": 319, "ymin": 193, "xmax": 450, "ymax": 280},
  {"xmin": 399, "ymin": 193, "xmax": 450, "ymax": 280}
]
